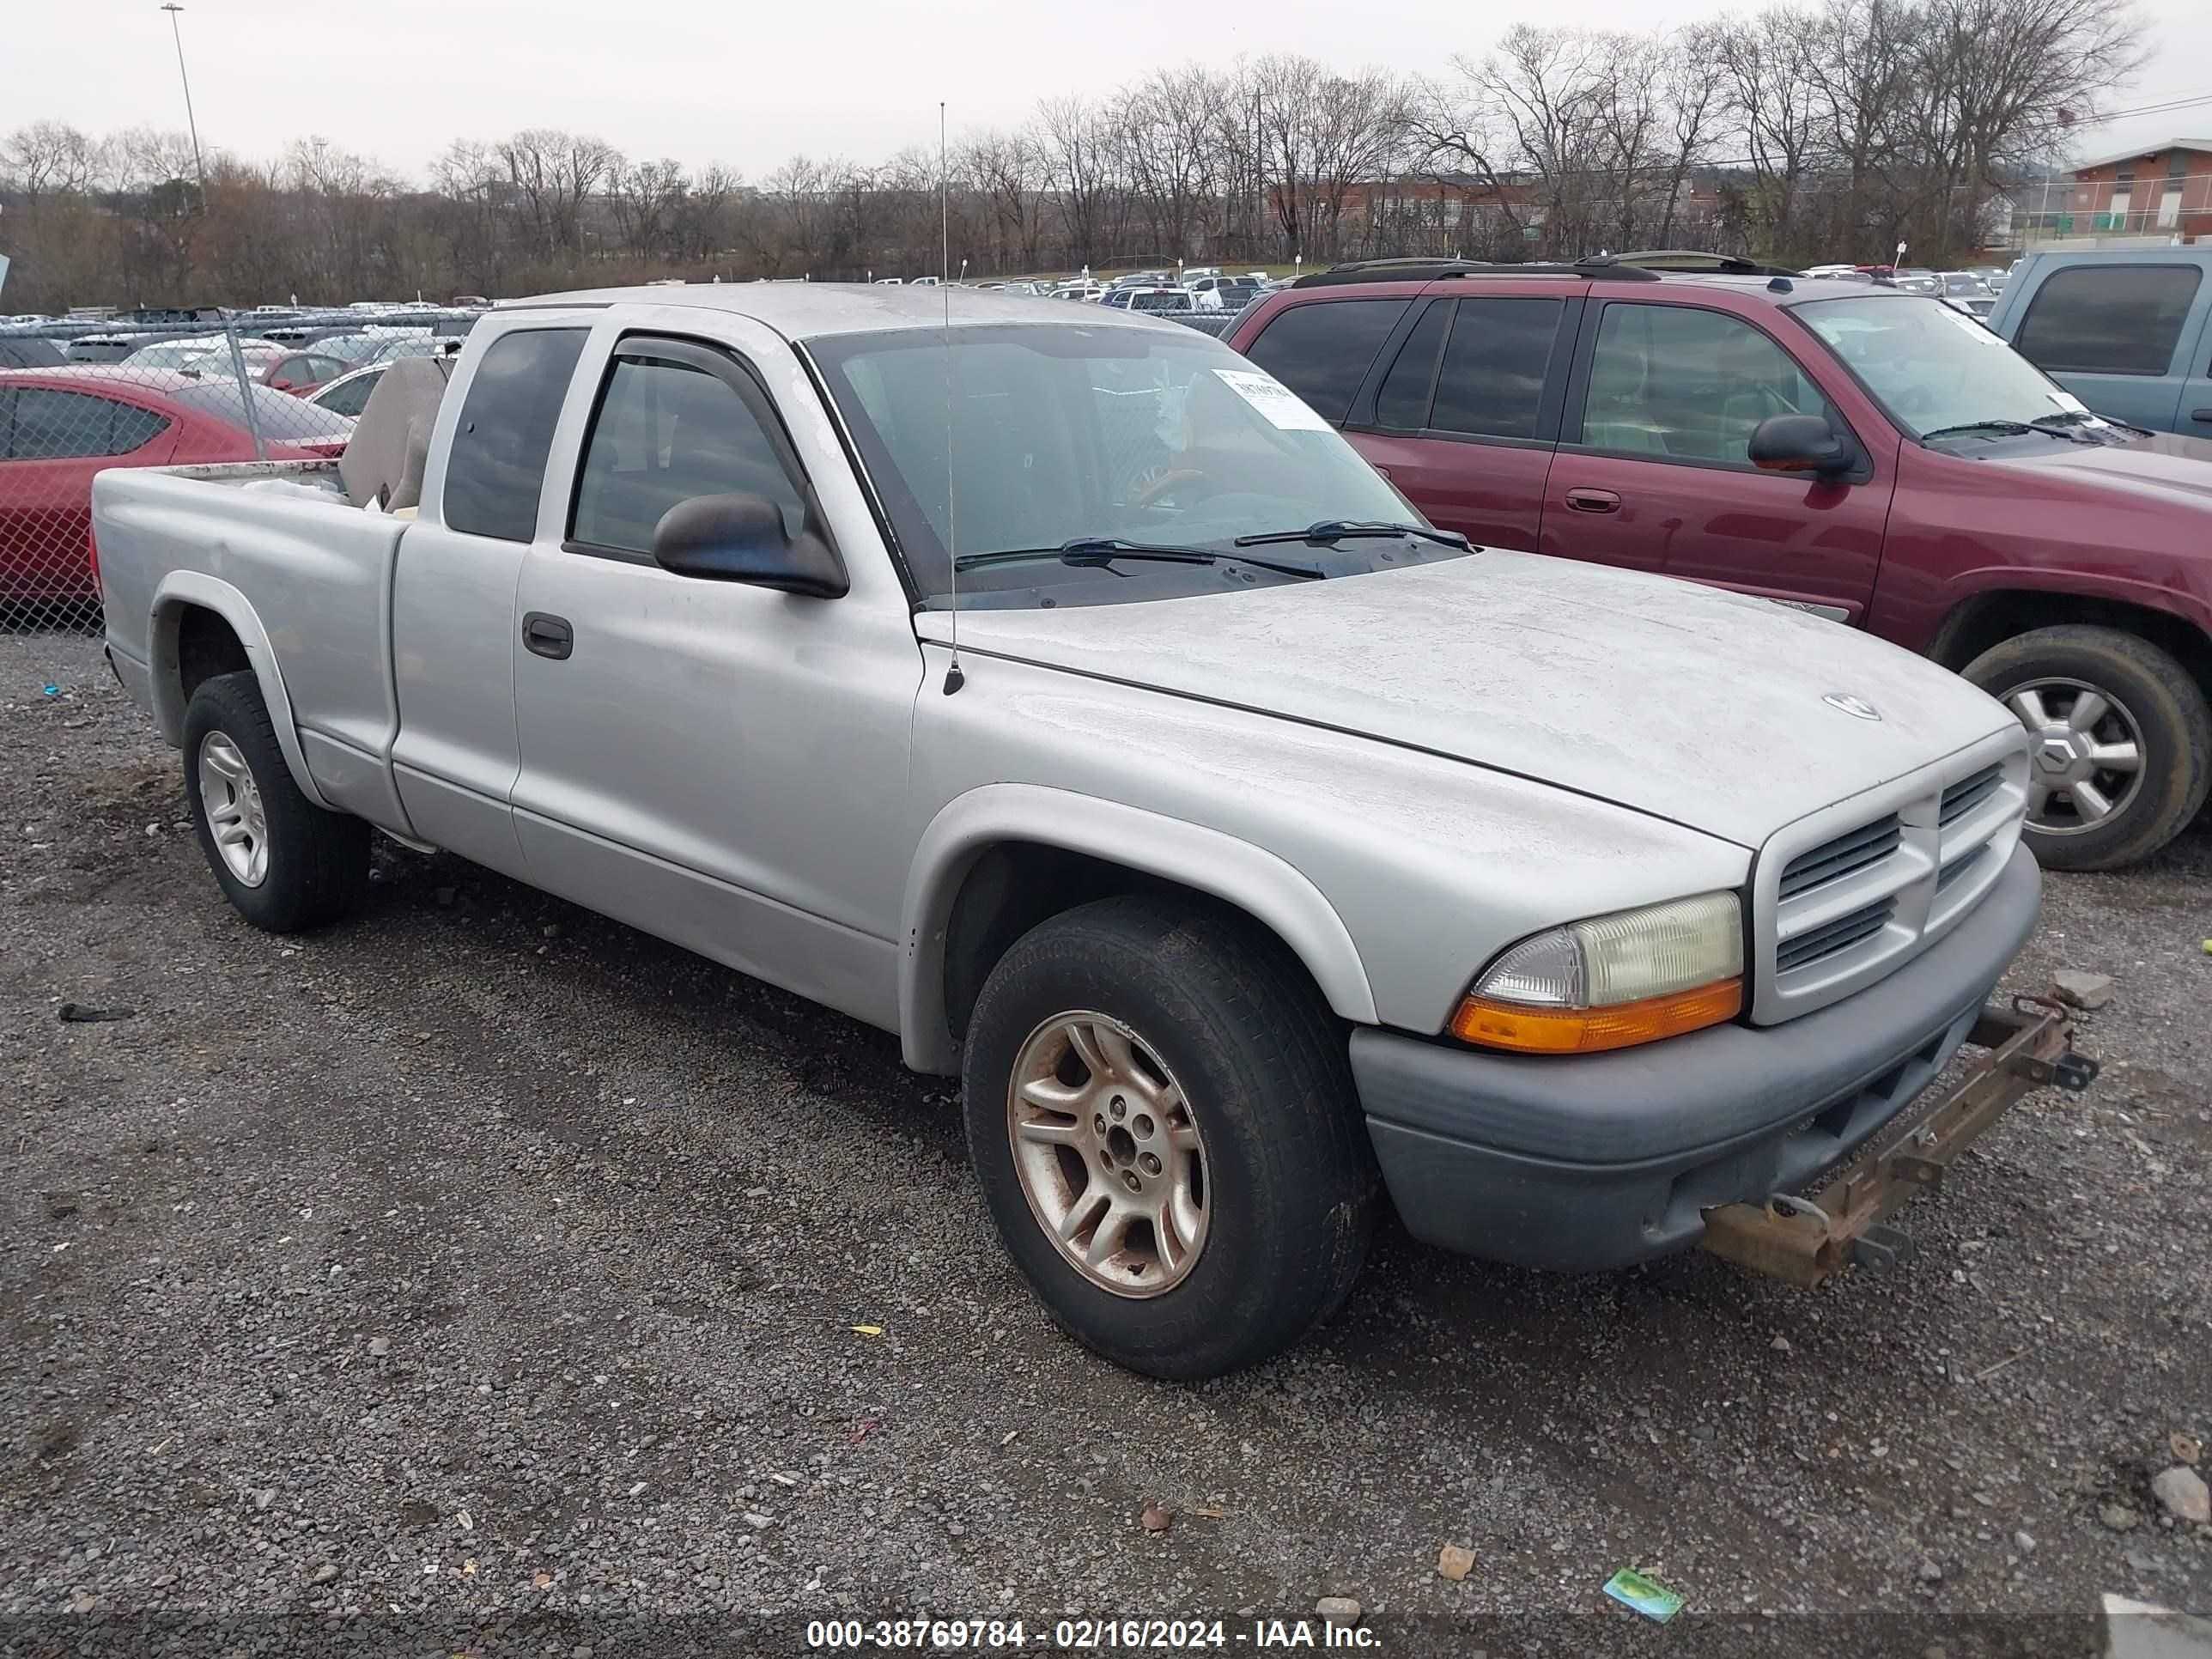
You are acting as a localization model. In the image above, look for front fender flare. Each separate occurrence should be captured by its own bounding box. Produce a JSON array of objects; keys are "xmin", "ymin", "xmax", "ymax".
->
[
  {"xmin": 899, "ymin": 783, "xmax": 1377, "ymax": 1074},
  {"xmin": 149, "ymin": 571, "xmax": 331, "ymax": 810}
]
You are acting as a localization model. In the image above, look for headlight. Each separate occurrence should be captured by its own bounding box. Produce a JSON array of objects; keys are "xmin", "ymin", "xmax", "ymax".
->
[{"xmin": 1449, "ymin": 891, "xmax": 1744, "ymax": 1054}]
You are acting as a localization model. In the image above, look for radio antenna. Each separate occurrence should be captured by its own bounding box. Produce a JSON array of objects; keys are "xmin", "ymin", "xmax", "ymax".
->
[{"xmin": 939, "ymin": 99, "xmax": 964, "ymax": 696}]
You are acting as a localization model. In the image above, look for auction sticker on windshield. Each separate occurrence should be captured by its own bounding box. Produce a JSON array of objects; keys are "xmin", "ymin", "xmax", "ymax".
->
[{"xmin": 1213, "ymin": 368, "xmax": 1331, "ymax": 431}]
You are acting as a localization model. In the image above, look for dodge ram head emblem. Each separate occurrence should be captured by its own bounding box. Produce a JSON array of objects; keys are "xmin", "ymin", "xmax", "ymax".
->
[{"xmin": 1822, "ymin": 692, "xmax": 1882, "ymax": 721}]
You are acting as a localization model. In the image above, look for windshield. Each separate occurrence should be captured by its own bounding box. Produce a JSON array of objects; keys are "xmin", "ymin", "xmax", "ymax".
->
[
  {"xmin": 1792, "ymin": 295, "xmax": 2092, "ymax": 441},
  {"xmin": 807, "ymin": 321, "xmax": 1431, "ymax": 606}
]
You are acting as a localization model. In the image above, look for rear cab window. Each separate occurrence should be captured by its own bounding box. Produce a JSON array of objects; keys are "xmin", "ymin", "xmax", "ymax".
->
[
  {"xmin": 2013, "ymin": 264, "xmax": 2203, "ymax": 375},
  {"xmin": 441, "ymin": 328, "xmax": 589, "ymax": 541}
]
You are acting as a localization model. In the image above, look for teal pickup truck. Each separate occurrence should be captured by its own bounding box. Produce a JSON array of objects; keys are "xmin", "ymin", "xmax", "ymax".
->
[{"xmin": 1989, "ymin": 246, "xmax": 2212, "ymax": 435}]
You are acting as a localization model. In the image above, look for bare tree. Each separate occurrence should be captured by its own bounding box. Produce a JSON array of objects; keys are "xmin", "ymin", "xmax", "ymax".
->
[
  {"xmin": 496, "ymin": 128, "xmax": 622, "ymax": 258},
  {"xmin": 0, "ymin": 6, "xmax": 2153, "ymax": 312}
]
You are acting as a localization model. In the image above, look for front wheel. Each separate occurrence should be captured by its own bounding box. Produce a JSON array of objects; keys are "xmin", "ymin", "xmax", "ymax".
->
[
  {"xmin": 1963, "ymin": 626, "xmax": 2210, "ymax": 872},
  {"xmin": 181, "ymin": 671, "xmax": 371, "ymax": 932},
  {"xmin": 962, "ymin": 895, "xmax": 1378, "ymax": 1379}
]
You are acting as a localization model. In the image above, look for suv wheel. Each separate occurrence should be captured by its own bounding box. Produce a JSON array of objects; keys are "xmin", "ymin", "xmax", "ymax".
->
[
  {"xmin": 962, "ymin": 896, "xmax": 1377, "ymax": 1379},
  {"xmin": 1964, "ymin": 625, "xmax": 2210, "ymax": 871}
]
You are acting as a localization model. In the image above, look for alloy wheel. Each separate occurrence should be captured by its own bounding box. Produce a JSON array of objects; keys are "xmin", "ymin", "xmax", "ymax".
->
[
  {"xmin": 198, "ymin": 730, "xmax": 270, "ymax": 886},
  {"xmin": 1005, "ymin": 1010, "xmax": 1210, "ymax": 1297}
]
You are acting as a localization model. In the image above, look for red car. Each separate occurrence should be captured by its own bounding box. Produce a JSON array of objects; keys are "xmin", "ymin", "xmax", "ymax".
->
[
  {"xmin": 1, "ymin": 367, "xmax": 351, "ymax": 605},
  {"xmin": 171, "ymin": 344, "xmax": 352, "ymax": 397},
  {"xmin": 1226, "ymin": 261, "xmax": 2212, "ymax": 870}
]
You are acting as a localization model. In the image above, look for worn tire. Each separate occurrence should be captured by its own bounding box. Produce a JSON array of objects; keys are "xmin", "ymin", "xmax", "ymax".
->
[
  {"xmin": 962, "ymin": 895, "xmax": 1378, "ymax": 1379},
  {"xmin": 1963, "ymin": 626, "xmax": 2211, "ymax": 872},
  {"xmin": 181, "ymin": 671, "xmax": 371, "ymax": 932}
]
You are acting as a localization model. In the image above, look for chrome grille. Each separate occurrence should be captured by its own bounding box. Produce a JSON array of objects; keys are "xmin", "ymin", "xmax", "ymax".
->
[
  {"xmin": 1775, "ymin": 897, "xmax": 1896, "ymax": 974},
  {"xmin": 1778, "ymin": 815, "xmax": 1902, "ymax": 900},
  {"xmin": 1750, "ymin": 732, "xmax": 2028, "ymax": 1025}
]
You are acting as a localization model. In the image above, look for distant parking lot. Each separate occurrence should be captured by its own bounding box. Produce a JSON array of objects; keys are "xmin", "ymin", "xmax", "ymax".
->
[{"xmin": 3, "ymin": 629, "xmax": 2208, "ymax": 1652}]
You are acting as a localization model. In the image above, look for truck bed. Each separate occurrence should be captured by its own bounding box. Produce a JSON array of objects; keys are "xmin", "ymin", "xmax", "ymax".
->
[{"xmin": 94, "ymin": 459, "xmax": 418, "ymax": 833}]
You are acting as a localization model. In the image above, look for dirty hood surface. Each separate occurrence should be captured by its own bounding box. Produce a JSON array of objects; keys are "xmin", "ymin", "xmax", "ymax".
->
[{"xmin": 917, "ymin": 551, "xmax": 2015, "ymax": 849}]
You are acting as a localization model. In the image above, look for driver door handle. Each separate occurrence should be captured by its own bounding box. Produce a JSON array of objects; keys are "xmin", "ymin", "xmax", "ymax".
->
[
  {"xmin": 522, "ymin": 612, "xmax": 573, "ymax": 660},
  {"xmin": 1564, "ymin": 487, "xmax": 1622, "ymax": 514}
]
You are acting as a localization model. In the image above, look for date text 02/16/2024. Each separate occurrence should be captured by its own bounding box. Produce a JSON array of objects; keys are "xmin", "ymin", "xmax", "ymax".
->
[{"xmin": 804, "ymin": 1619, "xmax": 1383, "ymax": 1649}]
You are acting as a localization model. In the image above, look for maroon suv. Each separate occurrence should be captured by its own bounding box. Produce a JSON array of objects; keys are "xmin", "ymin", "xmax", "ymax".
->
[{"xmin": 1227, "ymin": 259, "xmax": 2212, "ymax": 870}]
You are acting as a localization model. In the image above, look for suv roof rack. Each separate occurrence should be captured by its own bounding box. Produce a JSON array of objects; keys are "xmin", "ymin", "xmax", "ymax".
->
[
  {"xmin": 1606, "ymin": 250, "xmax": 1806, "ymax": 277},
  {"xmin": 1291, "ymin": 257, "xmax": 1661, "ymax": 288}
]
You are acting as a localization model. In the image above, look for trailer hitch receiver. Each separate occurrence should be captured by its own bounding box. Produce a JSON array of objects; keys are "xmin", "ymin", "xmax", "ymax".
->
[{"xmin": 1700, "ymin": 992, "xmax": 2096, "ymax": 1290}]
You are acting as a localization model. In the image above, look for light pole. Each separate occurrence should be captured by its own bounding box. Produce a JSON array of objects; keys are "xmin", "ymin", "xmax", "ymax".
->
[{"xmin": 160, "ymin": 3, "xmax": 208, "ymax": 198}]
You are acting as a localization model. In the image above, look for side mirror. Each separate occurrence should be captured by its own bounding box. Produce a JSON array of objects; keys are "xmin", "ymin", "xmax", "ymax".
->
[
  {"xmin": 650, "ymin": 492, "xmax": 848, "ymax": 598},
  {"xmin": 1748, "ymin": 413, "xmax": 1852, "ymax": 478}
]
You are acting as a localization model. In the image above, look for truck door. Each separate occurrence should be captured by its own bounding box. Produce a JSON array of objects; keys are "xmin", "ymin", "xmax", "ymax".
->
[
  {"xmin": 506, "ymin": 327, "xmax": 922, "ymax": 1030},
  {"xmin": 389, "ymin": 324, "xmax": 591, "ymax": 875},
  {"xmin": 2005, "ymin": 260, "xmax": 2203, "ymax": 432},
  {"xmin": 1543, "ymin": 298, "xmax": 1895, "ymax": 620}
]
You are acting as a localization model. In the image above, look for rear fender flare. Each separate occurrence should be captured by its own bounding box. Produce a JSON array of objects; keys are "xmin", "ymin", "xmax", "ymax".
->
[
  {"xmin": 148, "ymin": 571, "xmax": 331, "ymax": 809},
  {"xmin": 899, "ymin": 783, "xmax": 1378, "ymax": 1074}
]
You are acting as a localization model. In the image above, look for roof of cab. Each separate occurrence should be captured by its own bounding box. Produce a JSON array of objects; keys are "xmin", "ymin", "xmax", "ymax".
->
[{"xmin": 506, "ymin": 282, "xmax": 1177, "ymax": 341}]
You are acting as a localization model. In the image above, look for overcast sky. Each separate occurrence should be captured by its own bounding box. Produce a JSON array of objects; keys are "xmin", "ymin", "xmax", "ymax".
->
[{"xmin": 11, "ymin": 0, "xmax": 2210, "ymax": 180}]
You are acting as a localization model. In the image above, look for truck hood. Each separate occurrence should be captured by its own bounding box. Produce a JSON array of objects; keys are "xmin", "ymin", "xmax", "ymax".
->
[
  {"xmin": 918, "ymin": 551, "xmax": 2015, "ymax": 848},
  {"xmin": 1984, "ymin": 427, "xmax": 2212, "ymax": 511}
]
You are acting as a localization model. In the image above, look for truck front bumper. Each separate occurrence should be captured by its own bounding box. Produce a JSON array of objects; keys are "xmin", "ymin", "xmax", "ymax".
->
[{"xmin": 1351, "ymin": 843, "xmax": 2049, "ymax": 1272}]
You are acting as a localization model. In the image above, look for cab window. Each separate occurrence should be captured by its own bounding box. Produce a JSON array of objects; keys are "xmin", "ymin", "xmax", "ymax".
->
[{"xmin": 569, "ymin": 347, "xmax": 807, "ymax": 556}]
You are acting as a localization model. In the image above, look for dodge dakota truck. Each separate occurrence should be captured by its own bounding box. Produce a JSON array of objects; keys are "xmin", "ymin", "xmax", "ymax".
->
[{"xmin": 94, "ymin": 287, "xmax": 2086, "ymax": 1377}]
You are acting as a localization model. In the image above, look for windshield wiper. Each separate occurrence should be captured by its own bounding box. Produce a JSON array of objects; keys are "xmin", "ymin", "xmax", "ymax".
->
[
  {"xmin": 951, "ymin": 537, "xmax": 1326, "ymax": 580},
  {"xmin": 1234, "ymin": 519, "xmax": 1473, "ymax": 551},
  {"xmin": 1920, "ymin": 419, "xmax": 2075, "ymax": 443},
  {"xmin": 2027, "ymin": 412, "xmax": 2105, "ymax": 441}
]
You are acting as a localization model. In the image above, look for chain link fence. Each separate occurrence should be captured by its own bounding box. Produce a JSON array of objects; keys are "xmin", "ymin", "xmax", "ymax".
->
[{"xmin": 1, "ymin": 309, "xmax": 474, "ymax": 636}]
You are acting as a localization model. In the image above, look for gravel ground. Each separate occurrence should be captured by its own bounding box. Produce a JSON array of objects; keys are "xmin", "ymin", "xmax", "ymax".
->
[{"xmin": 3, "ymin": 633, "xmax": 2208, "ymax": 1658}]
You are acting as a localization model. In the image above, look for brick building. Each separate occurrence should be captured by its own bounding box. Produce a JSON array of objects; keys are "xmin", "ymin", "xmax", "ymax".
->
[{"xmin": 2062, "ymin": 138, "xmax": 2212, "ymax": 238}]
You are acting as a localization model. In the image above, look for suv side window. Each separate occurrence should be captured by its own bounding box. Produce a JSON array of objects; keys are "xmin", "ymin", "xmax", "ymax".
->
[
  {"xmin": 1577, "ymin": 304, "xmax": 1830, "ymax": 465},
  {"xmin": 441, "ymin": 327, "xmax": 588, "ymax": 541},
  {"xmin": 1370, "ymin": 301, "xmax": 1449, "ymax": 430},
  {"xmin": 2014, "ymin": 264, "xmax": 2202, "ymax": 376},
  {"xmin": 1243, "ymin": 299, "xmax": 1409, "ymax": 424},
  {"xmin": 569, "ymin": 341, "xmax": 808, "ymax": 556},
  {"xmin": 1433, "ymin": 296, "xmax": 1565, "ymax": 440}
]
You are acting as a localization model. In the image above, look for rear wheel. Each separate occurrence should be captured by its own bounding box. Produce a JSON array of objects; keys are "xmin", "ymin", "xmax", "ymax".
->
[
  {"xmin": 962, "ymin": 895, "xmax": 1377, "ymax": 1379},
  {"xmin": 1963, "ymin": 625, "xmax": 2210, "ymax": 872},
  {"xmin": 181, "ymin": 671, "xmax": 370, "ymax": 932}
]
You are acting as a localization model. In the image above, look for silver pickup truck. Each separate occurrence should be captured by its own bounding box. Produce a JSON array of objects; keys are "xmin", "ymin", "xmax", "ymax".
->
[{"xmin": 93, "ymin": 286, "xmax": 2084, "ymax": 1377}]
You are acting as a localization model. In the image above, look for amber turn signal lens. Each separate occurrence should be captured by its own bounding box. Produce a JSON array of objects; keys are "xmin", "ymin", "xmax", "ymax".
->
[{"xmin": 1449, "ymin": 978, "xmax": 1744, "ymax": 1054}]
